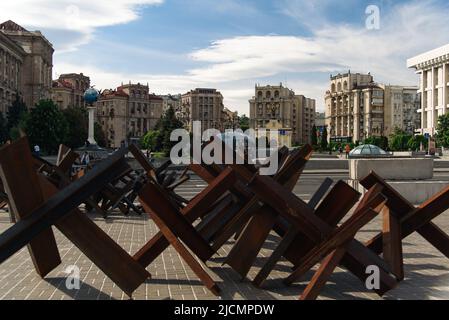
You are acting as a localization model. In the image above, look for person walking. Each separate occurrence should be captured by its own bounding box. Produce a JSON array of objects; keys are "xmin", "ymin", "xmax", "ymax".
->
[{"xmin": 345, "ymin": 144, "xmax": 351, "ymax": 159}]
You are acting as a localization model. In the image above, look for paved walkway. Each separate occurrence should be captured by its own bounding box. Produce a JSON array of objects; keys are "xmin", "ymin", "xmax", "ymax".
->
[{"xmin": 1, "ymin": 178, "xmax": 449, "ymax": 300}]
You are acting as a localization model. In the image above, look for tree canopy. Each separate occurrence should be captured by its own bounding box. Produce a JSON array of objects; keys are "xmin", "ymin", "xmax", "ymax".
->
[{"xmin": 24, "ymin": 100, "xmax": 69, "ymax": 155}]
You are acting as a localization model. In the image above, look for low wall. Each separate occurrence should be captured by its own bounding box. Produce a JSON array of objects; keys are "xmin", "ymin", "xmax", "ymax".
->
[
  {"xmin": 349, "ymin": 158, "xmax": 434, "ymax": 180},
  {"xmin": 347, "ymin": 180, "xmax": 449, "ymax": 204}
]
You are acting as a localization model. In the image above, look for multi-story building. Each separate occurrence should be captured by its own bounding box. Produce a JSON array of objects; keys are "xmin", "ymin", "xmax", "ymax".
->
[
  {"xmin": 96, "ymin": 83, "xmax": 163, "ymax": 148},
  {"xmin": 249, "ymin": 84, "xmax": 316, "ymax": 145},
  {"xmin": 0, "ymin": 26, "xmax": 25, "ymax": 114},
  {"xmin": 160, "ymin": 94, "xmax": 181, "ymax": 114},
  {"xmin": 382, "ymin": 85, "xmax": 420, "ymax": 136},
  {"xmin": 52, "ymin": 73, "xmax": 90, "ymax": 109},
  {"xmin": 180, "ymin": 88, "xmax": 224, "ymax": 132},
  {"xmin": 407, "ymin": 44, "xmax": 449, "ymax": 136},
  {"xmin": 325, "ymin": 72, "xmax": 386, "ymax": 143},
  {"xmin": 222, "ymin": 107, "xmax": 239, "ymax": 130},
  {"xmin": 0, "ymin": 20, "xmax": 53, "ymax": 108}
]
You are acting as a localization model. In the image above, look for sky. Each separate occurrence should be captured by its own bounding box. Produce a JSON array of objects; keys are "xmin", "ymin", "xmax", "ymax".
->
[{"xmin": 1, "ymin": 0, "xmax": 449, "ymax": 115}]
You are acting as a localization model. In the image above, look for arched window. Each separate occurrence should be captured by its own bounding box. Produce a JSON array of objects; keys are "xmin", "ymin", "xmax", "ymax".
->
[
  {"xmin": 337, "ymin": 83, "xmax": 342, "ymax": 92},
  {"xmin": 266, "ymin": 91, "xmax": 271, "ymax": 99},
  {"xmin": 274, "ymin": 90, "xmax": 279, "ymax": 98},
  {"xmin": 343, "ymin": 81, "xmax": 348, "ymax": 91},
  {"xmin": 331, "ymin": 83, "xmax": 336, "ymax": 93}
]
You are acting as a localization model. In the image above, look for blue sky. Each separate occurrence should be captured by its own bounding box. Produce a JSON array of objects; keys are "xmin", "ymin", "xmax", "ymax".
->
[{"xmin": 1, "ymin": 0, "xmax": 449, "ymax": 114}]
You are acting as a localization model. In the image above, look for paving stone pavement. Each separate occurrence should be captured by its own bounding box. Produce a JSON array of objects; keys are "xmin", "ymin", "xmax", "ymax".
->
[{"xmin": 1, "ymin": 182, "xmax": 449, "ymax": 300}]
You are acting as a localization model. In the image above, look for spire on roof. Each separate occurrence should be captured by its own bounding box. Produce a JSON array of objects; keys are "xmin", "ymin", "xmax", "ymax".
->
[{"xmin": 0, "ymin": 20, "xmax": 28, "ymax": 32}]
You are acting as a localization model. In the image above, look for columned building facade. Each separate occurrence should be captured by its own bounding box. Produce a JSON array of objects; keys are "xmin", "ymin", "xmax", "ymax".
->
[
  {"xmin": 0, "ymin": 20, "xmax": 53, "ymax": 108},
  {"xmin": 0, "ymin": 30, "xmax": 24, "ymax": 114},
  {"xmin": 407, "ymin": 44, "xmax": 449, "ymax": 136},
  {"xmin": 325, "ymin": 72, "xmax": 385, "ymax": 143}
]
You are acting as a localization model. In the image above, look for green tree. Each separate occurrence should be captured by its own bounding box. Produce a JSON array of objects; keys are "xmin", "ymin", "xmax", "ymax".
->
[
  {"xmin": 311, "ymin": 125, "xmax": 318, "ymax": 146},
  {"xmin": 0, "ymin": 112, "xmax": 8, "ymax": 145},
  {"xmin": 62, "ymin": 106, "xmax": 88, "ymax": 148},
  {"xmin": 141, "ymin": 130, "xmax": 161, "ymax": 151},
  {"xmin": 389, "ymin": 128, "xmax": 412, "ymax": 151},
  {"xmin": 238, "ymin": 114, "xmax": 250, "ymax": 131},
  {"xmin": 364, "ymin": 136, "xmax": 388, "ymax": 150},
  {"xmin": 436, "ymin": 113, "xmax": 449, "ymax": 147},
  {"xmin": 94, "ymin": 122, "xmax": 107, "ymax": 148},
  {"xmin": 7, "ymin": 94, "xmax": 27, "ymax": 132},
  {"xmin": 320, "ymin": 128, "xmax": 328, "ymax": 150},
  {"xmin": 156, "ymin": 106, "xmax": 184, "ymax": 155},
  {"xmin": 407, "ymin": 135, "xmax": 427, "ymax": 151},
  {"xmin": 23, "ymin": 100, "xmax": 69, "ymax": 155}
]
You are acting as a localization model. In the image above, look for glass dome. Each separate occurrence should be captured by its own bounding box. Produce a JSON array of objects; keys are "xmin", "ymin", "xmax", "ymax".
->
[{"xmin": 349, "ymin": 144, "xmax": 388, "ymax": 156}]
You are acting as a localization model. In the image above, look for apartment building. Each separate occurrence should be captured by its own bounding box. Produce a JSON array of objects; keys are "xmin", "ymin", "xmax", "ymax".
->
[
  {"xmin": 180, "ymin": 88, "xmax": 224, "ymax": 132},
  {"xmin": 249, "ymin": 84, "xmax": 316, "ymax": 145},
  {"xmin": 52, "ymin": 73, "xmax": 91, "ymax": 109}
]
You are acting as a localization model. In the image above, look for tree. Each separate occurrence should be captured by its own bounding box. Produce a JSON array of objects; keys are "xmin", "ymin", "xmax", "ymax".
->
[
  {"xmin": 436, "ymin": 113, "xmax": 449, "ymax": 147},
  {"xmin": 407, "ymin": 135, "xmax": 427, "ymax": 151},
  {"xmin": 141, "ymin": 130, "xmax": 161, "ymax": 151},
  {"xmin": 311, "ymin": 125, "xmax": 318, "ymax": 146},
  {"xmin": 23, "ymin": 100, "xmax": 68, "ymax": 155},
  {"xmin": 0, "ymin": 112, "xmax": 8, "ymax": 145},
  {"xmin": 156, "ymin": 106, "xmax": 184, "ymax": 155},
  {"xmin": 389, "ymin": 128, "xmax": 411, "ymax": 151},
  {"xmin": 320, "ymin": 128, "xmax": 328, "ymax": 150},
  {"xmin": 7, "ymin": 94, "xmax": 27, "ymax": 132},
  {"xmin": 62, "ymin": 106, "xmax": 88, "ymax": 149},
  {"xmin": 238, "ymin": 114, "xmax": 250, "ymax": 131},
  {"xmin": 94, "ymin": 122, "xmax": 107, "ymax": 148},
  {"xmin": 364, "ymin": 136, "xmax": 388, "ymax": 150}
]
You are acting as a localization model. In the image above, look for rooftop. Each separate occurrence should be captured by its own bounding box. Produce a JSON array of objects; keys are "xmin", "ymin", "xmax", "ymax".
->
[{"xmin": 407, "ymin": 43, "xmax": 449, "ymax": 69}]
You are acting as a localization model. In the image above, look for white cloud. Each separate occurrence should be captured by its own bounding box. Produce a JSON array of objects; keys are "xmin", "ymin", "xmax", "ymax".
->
[
  {"xmin": 0, "ymin": 0, "xmax": 163, "ymax": 52},
  {"xmin": 52, "ymin": 0, "xmax": 449, "ymax": 115}
]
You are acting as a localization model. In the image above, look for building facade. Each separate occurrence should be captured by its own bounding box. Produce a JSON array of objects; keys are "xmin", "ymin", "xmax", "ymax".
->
[
  {"xmin": 180, "ymin": 88, "xmax": 224, "ymax": 132},
  {"xmin": 222, "ymin": 107, "xmax": 239, "ymax": 130},
  {"xmin": 382, "ymin": 85, "xmax": 420, "ymax": 136},
  {"xmin": 52, "ymin": 73, "xmax": 90, "ymax": 109},
  {"xmin": 0, "ymin": 28, "xmax": 25, "ymax": 114},
  {"xmin": 249, "ymin": 84, "xmax": 316, "ymax": 145},
  {"xmin": 96, "ymin": 83, "xmax": 163, "ymax": 148},
  {"xmin": 160, "ymin": 94, "xmax": 181, "ymax": 114},
  {"xmin": 325, "ymin": 72, "xmax": 386, "ymax": 143},
  {"xmin": 0, "ymin": 20, "xmax": 53, "ymax": 109},
  {"xmin": 407, "ymin": 44, "xmax": 449, "ymax": 136}
]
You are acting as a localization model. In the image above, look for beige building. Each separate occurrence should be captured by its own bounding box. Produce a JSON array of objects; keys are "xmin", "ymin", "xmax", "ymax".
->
[
  {"xmin": 180, "ymin": 88, "xmax": 224, "ymax": 132},
  {"xmin": 0, "ymin": 20, "xmax": 53, "ymax": 108},
  {"xmin": 325, "ymin": 72, "xmax": 385, "ymax": 143},
  {"xmin": 0, "ymin": 27, "xmax": 25, "ymax": 114},
  {"xmin": 382, "ymin": 85, "xmax": 420, "ymax": 136},
  {"xmin": 407, "ymin": 44, "xmax": 449, "ymax": 136},
  {"xmin": 52, "ymin": 73, "xmax": 91, "ymax": 109},
  {"xmin": 222, "ymin": 107, "xmax": 239, "ymax": 130},
  {"xmin": 255, "ymin": 119, "xmax": 293, "ymax": 148},
  {"xmin": 96, "ymin": 83, "xmax": 163, "ymax": 148},
  {"xmin": 160, "ymin": 94, "xmax": 181, "ymax": 114},
  {"xmin": 249, "ymin": 84, "xmax": 316, "ymax": 145}
]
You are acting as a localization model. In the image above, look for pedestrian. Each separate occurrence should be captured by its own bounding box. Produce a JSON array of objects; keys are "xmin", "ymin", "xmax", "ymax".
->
[
  {"xmin": 338, "ymin": 146, "xmax": 343, "ymax": 157},
  {"xmin": 33, "ymin": 145, "xmax": 40, "ymax": 157},
  {"xmin": 345, "ymin": 144, "xmax": 351, "ymax": 159}
]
